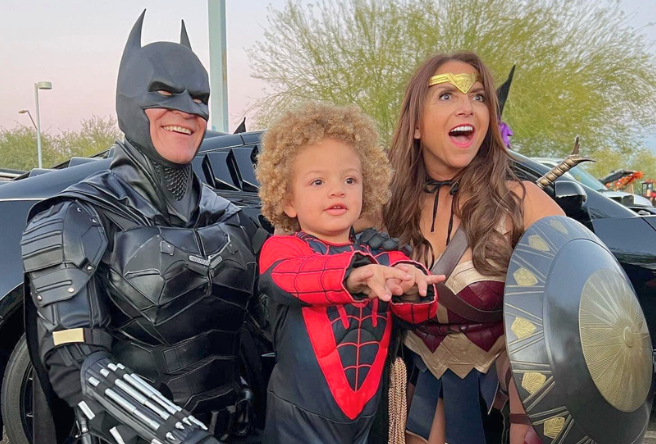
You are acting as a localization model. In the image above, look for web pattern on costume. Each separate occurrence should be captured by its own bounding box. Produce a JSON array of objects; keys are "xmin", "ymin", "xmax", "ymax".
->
[
  {"xmin": 316, "ymin": 238, "xmax": 391, "ymax": 391},
  {"xmin": 269, "ymin": 234, "xmax": 390, "ymax": 390},
  {"xmin": 327, "ymin": 301, "xmax": 388, "ymax": 390},
  {"xmin": 261, "ymin": 232, "xmax": 437, "ymax": 420},
  {"xmin": 266, "ymin": 236, "xmax": 367, "ymax": 305}
]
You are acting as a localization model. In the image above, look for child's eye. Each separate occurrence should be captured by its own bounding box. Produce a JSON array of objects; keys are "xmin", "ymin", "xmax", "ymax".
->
[
  {"xmin": 345, "ymin": 177, "xmax": 357, "ymax": 185},
  {"xmin": 156, "ymin": 90, "xmax": 173, "ymax": 97},
  {"xmin": 311, "ymin": 179, "xmax": 323, "ymax": 186}
]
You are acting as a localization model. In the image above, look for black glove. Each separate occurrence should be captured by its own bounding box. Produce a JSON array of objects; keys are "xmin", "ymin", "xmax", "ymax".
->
[
  {"xmin": 356, "ymin": 228, "xmax": 412, "ymax": 257},
  {"xmin": 182, "ymin": 429, "xmax": 223, "ymax": 444},
  {"xmin": 79, "ymin": 352, "xmax": 221, "ymax": 444},
  {"xmin": 233, "ymin": 386, "xmax": 254, "ymax": 437}
]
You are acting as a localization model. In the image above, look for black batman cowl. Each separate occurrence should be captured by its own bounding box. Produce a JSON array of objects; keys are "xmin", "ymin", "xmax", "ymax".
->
[{"xmin": 113, "ymin": 10, "xmax": 211, "ymax": 226}]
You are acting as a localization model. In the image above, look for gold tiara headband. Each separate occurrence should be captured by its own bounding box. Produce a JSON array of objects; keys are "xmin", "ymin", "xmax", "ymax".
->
[{"xmin": 428, "ymin": 72, "xmax": 481, "ymax": 93}]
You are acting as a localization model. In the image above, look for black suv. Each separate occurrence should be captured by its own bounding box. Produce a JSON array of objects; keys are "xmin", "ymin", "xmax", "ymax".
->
[{"xmin": 0, "ymin": 131, "xmax": 654, "ymax": 443}]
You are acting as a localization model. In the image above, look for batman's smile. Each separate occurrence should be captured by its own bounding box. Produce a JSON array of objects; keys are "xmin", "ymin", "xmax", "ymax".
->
[
  {"xmin": 163, "ymin": 125, "xmax": 192, "ymax": 135},
  {"xmin": 146, "ymin": 108, "xmax": 206, "ymax": 165}
]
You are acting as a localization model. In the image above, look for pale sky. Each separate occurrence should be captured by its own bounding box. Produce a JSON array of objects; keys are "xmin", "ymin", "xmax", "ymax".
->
[
  {"xmin": 0, "ymin": 0, "xmax": 290, "ymax": 133},
  {"xmin": 1, "ymin": 0, "xmax": 655, "ymax": 147}
]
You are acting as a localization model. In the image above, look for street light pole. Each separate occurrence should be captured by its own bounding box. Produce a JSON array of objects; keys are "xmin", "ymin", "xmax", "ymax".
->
[
  {"xmin": 34, "ymin": 81, "xmax": 52, "ymax": 169},
  {"xmin": 208, "ymin": 0, "xmax": 228, "ymax": 132},
  {"xmin": 18, "ymin": 110, "xmax": 37, "ymax": 130}
]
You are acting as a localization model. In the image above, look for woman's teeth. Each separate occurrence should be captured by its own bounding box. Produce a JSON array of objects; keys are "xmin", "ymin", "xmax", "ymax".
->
[
  {"xmin": 449, "ymin": 125, "xmax": 474, "ymax": 144},
  {"xmin": 163, "ymin": 126, "xmax": 192, "ymax": 135},
  {"xmin": 449, "ymin": 125, "xmax": 473, "ymax": 136}
]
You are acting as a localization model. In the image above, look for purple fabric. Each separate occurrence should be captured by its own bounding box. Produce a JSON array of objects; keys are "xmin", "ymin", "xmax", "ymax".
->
[{"xmin": 499, "ymin": 121, "xmax": 513, "ymax": 147}]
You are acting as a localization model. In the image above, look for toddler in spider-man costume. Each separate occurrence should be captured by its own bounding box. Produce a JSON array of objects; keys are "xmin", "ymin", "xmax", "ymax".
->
[{"xmin": 255, "ymin": 102, "xmax": 443, "ymax": 444}]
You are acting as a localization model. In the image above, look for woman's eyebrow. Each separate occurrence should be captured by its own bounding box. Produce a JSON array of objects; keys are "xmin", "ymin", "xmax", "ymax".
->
[
  {"xmin": 428, "ymin": 84, "xmax": 458, "ymax": 99},
  {"xmin": 432, "ymin": 84, "xmax": 458, "ymax": 92}
]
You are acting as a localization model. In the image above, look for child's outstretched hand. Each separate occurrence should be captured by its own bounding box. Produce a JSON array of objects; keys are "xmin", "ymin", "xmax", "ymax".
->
[
  {"xmin": 387, "ymin": 264, "xmax": 445, "ymax": 302},
  {"xmin": 346, "ymin": 264, "xmax": 413, "ymax": 302}
]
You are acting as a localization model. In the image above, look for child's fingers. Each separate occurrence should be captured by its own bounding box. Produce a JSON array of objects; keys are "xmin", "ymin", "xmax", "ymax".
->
[
  {"xmin": 414, "ymin": 273, "xmax": 444, "ymax": 297},
  {"xmin": 351, "ymin": 267, "xmax": 374, "ymax": 283},
  {"xmin": 366, "ymin": 277, "xmax": 392, "ymax": 301},
  {"xmin": 377, "ymin": 290, "xmax": 392, "ymax": 302},
  {"xmin": 410, "ymin": 271, "xmax": 428, "ymax": 297},
  {"xmin": 414, "ymin": 272, "xmax": 445, "ymax": 297},
  {"xmin": 426, "ymin": 274, "xmax": 446, "ymax": 284},
  {"xmin": 346, "ymin": 267, "xmax": 376, "ymax": 294},
  {"xmin": 386, "ymin": 279, "xmax": 404, "ymax": 296},
  {"xmin": 416, "ymin": 276, "xmax": 428, "ymax": 297},
  {"xmin": 394, "ymin": 264, "xmax": 412, "ymax": 273},
  {"xmin": 383, "ymin": 267, "xmax": 412, "ymax": 282}
]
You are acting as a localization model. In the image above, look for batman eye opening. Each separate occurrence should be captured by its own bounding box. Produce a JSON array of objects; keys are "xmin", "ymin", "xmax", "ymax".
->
[
  {"xmin": 192, "ymin": 93, "xmax": 209, "ymax": 105},
  {"xmin": 156, "ymin": 90, "xmax": 173, "ymax": 97}
]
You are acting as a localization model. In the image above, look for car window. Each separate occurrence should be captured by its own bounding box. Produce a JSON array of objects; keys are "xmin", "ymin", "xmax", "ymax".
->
[
  {"xmin": 567, "ymin": 166, "xmax": 606, "ymax": 191},
  {"xmin": 537, "ymin": 159, "xmax": 606, "ymax": 192}
]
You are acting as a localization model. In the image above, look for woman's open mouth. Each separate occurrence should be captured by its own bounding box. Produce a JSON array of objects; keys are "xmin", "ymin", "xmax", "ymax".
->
[{"xmin": 448, "ymin": 124, "xmax": 475, "ymax": 148}]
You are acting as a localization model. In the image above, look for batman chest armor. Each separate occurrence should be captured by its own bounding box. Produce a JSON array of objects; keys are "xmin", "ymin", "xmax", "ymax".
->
[{"xmin": 102, "ymin": 223, "xmax": 256, "ymax": 345}]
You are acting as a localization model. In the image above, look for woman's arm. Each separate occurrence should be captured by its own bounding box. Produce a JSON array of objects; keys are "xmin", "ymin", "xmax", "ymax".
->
[{"xmin": 511, "ymin": 181, "xmax": 565, "ymax": 230}]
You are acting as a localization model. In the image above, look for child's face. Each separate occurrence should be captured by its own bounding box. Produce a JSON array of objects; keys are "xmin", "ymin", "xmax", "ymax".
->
[{"xmin": 284, "ymin": 138, "xmax": 363, "ymax": 243}]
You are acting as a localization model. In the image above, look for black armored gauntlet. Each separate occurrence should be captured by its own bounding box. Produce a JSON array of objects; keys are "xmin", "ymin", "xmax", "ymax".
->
[{"xmin": 79, "ymin": 352, "xmax": 220, "ymax": 444}]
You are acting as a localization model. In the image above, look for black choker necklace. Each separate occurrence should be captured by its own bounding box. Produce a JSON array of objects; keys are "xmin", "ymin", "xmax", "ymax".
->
[{"xmin": 424, "ymin": 178, "xmax": 459, "ymax": 245}]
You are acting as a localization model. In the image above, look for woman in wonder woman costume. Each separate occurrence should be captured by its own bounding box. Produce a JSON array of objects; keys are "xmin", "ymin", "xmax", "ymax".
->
[{"xmin": 384, "ymin": 52, "xmax": 564, "ymax": 444}]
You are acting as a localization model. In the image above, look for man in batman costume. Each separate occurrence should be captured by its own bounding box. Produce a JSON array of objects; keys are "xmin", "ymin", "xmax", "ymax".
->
[{"xmin": 20, "ymin": 11, "xmax": 266, "ymax": 444}]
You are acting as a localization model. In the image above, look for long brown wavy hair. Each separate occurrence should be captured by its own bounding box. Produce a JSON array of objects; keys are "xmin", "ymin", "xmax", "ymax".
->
[{"xmin": 383, "ymin": 52, "xmax": 524, "ymax": 276}]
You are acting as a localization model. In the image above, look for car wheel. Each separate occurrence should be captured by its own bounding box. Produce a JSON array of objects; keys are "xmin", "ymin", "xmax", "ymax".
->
[{"xmin": 1, "ymin": 335, "xmax": 82, "ymax": 444}]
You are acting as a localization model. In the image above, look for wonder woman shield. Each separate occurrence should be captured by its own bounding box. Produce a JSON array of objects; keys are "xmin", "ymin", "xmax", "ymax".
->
[{"xmin": 504, "ymin": 216, "xmax": 653, "ymax": 444}]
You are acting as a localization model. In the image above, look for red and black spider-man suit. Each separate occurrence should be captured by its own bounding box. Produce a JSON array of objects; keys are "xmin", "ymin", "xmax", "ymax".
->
[{"xmin": 259, "ymin": 232, "xmax": 438, "ymax": 444}]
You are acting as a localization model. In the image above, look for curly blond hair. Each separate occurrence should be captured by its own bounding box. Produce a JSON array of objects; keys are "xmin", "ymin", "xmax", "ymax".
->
[{"xmin": 256, "ymin": 102, "xmax": 391, "ymax": 233}]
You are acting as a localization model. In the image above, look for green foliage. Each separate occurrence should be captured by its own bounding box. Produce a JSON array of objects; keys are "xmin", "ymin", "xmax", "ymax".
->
[
  {"xmin": 581, "ymin": 145, "xmax": 656, "ymax": 190},
  {"xmin": 249, "ymin": 0, "xmax": 656, "ymax": 164},
  {"xmin": 582, "ymin": 147, "xmax": 625, "ymax": 179},
  {"xmin": 627, "ymin": 148, "xmax": 656, "ymax": 183},
  {"xmin": 0, "ymin": 116, "xmax": 121, "ymax": 171},
  {"xmin": 0, "ymin": 126, "xmax": 45, "ymax": 171},
  {"xmin": 628, "ymin": 148, "xmax": 656, "ymax": 193}
]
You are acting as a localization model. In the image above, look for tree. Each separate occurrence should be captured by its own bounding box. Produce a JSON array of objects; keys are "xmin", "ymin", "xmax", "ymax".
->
[
  {"xmin": 0, "ymin": 116, "xmax": 121, "ymax": 171},
  {"xmin": 249, "ymin": 0, "xmax": 656, "ymax": 159},
  {"xmin": 53, "ymin": 115, "xmax": 123, "ymax": 161},
  {"xmin": 627, "ymin": 148, "xmax": 656, "ymax": 184},
  {"xmin": 0, "ymin": 126, "xmax": 50, "ymax": 171},
  {"xmin": 565, "ymin": 144, "xmax": 656, "ymax": 196}
]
